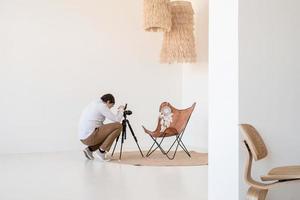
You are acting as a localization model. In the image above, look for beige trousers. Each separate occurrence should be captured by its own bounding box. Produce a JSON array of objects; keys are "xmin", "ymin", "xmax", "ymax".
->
[{"xmin": 81, "ymin": 122, "xmax": 122, "ymax": 152}]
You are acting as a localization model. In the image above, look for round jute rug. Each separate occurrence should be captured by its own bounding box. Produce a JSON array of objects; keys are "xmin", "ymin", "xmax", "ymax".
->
[{"xmin": 107, "ymin": 151, "xmax": 208, "ymax": 167}]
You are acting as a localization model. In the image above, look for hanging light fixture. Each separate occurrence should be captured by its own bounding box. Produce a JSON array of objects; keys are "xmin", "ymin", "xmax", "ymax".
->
[
  {"xmin": 160, "ymin": 1, "xmax": 196, "ymax": 63},
  {"xmin": 144, "ymin": 0, "xmax": 172, "ymax": 32}
]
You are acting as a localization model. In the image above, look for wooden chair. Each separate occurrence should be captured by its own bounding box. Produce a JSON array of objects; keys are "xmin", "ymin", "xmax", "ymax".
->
[
  {"xmin": 240, "ymin": 124, "xmax": 300, "ymax": 200},
  {"xmin": 142, "ymin": 102, "xmax": 196, "ymax": 160}
]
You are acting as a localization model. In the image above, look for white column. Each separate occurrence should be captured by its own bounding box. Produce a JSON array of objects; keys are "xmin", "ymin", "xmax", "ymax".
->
[{"xmin": 208, "ymin": 0, "xmax": 239, "ymax": 199}]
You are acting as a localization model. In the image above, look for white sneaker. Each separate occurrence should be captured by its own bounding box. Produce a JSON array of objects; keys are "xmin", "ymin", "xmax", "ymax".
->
[
  {"xmin": 95, "ymin": 150, "xmax": 107, "ymax": 161},
  {"xmin": 83, "ymin": 147, "xmax": 94, "ymax": 160}
]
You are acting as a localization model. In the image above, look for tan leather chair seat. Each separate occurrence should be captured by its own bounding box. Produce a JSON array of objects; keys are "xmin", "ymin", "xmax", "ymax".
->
[{"xmin": 261, "ymin": 166, "xmax": 300, "ymax": 181}]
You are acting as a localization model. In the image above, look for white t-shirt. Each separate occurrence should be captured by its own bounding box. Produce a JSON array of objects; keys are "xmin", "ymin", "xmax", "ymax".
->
[{"xmin": 78, "ymin": 100, "xmax": 123, "ymax": 140}]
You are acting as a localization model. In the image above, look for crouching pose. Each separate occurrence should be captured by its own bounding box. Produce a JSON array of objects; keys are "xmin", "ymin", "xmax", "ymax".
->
[{"xmin": 78, "ymin": 94, "xmax": 124, "ymax": 161}]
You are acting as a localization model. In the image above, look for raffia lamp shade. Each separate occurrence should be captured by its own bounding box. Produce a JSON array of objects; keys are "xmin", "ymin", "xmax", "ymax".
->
[
  {"xmin": 144, "ymin": 0, "xmax": 172, "ymax": 32},
  {"xmin": 160, "ymin": 1, "xmax": 196, "ymax": 63}
]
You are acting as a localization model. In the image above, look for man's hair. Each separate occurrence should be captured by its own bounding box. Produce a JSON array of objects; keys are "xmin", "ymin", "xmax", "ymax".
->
[{"xmin": 101, "ymin": 93, "xmax": 115, "ymax": 104}]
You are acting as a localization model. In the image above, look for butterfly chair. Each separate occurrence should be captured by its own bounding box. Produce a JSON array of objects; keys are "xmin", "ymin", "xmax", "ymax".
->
[
  {"xmin": 240, "ymin": 124, "xmax": 300, "ymax": 200},
  {"xmin": 142, "ymin": 102, "xmax": 196, "ymax": 160}
]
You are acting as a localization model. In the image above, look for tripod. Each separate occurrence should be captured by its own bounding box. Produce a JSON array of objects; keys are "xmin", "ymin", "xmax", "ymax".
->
[{"xmin": 111, "ymin": 114, "xmax": 144, "ymax": 160}]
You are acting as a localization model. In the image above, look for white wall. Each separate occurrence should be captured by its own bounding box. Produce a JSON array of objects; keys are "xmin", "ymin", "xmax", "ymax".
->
[
  {"xmin": 208, "ymin": 0, "xmax": 239, "ymax": 199},
  {"xmin": 239, "ymin": 0, "xmax": 300, "ymax": 199},
  {"xmin": 182, "ymin": 0, "xmax": 208, "ymax": 151},
  {"xmin": 0, "ymin": 0, "xmax": 183, "ymax": 154}
]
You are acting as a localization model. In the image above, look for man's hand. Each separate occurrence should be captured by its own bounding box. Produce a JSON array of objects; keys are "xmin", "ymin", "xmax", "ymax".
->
[{"xmin": 118, "ymin": 105, "xmax": 125, "ymax": 112}]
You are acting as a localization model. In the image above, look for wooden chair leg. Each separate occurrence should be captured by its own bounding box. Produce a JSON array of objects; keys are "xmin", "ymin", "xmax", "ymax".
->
[{"xmin": 247, "ymin": 187, "xmax": 268, "ymax": 200}]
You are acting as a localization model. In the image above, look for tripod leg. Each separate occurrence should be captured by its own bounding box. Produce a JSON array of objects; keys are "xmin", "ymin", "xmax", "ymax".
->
[
  {"xmin": 119, "ymin": 129, "xmax": 125, "ymax": 160},
  {"xmin": 126, "ymin": 120, "xmax": 144, "ymax": 157},
  {"xmin": 118, "ymin": 120, "xmax": 128, "ymax": 160},
  {"xmin": 111, "ymin": 135, "xmax": 120, "ymax": 157}
]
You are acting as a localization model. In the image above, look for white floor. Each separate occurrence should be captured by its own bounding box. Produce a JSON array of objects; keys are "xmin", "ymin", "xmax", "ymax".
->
[{"xmin": 0, "ymin": 151, "xmax": 207, "ymax": 200}]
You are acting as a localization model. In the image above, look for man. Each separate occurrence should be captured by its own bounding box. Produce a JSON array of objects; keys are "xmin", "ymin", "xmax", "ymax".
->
[{"xmin": 78, "ymin": 94, "xmax": 124, "ymax": 161}]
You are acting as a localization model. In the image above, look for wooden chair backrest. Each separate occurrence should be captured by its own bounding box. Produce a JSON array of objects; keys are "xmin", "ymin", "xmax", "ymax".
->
[{"xmin": 240, "ymin": 124, "xmax": 268, "ymax": 161}]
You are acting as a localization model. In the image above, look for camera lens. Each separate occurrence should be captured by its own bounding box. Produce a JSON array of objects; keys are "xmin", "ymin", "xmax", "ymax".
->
[{"xmin": 124, "ymin": 110, "xmax": 132, "ymax": 115}]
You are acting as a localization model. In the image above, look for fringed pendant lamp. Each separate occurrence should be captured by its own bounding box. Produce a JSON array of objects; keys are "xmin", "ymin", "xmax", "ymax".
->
[
  {"xmin": 160, "ymin": 1, "xmax": 196, "ymax": 63},
  {"xmin": 144, "ymin": 0, "xmax": 172, "ymax": 32}
]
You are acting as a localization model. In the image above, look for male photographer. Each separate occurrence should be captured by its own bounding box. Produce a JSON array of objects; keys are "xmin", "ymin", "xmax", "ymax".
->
[{"xmin": 78, "ymin": 94, "xmax": 124, "ymax": 161}]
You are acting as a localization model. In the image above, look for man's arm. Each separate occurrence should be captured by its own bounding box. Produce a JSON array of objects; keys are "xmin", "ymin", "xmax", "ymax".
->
[{"xmin": 101, "ymin": 105, "xmax": 124, "ymax": 122}]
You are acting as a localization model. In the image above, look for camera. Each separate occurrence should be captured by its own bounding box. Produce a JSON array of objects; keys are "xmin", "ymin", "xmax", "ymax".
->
[
  {"xmin": 124, "ymin": 110, "xmax": 132, "ymax": 116},
  {"xmin": 123, "ymin": 104, "xmax": 132, "ymax": 117}
]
